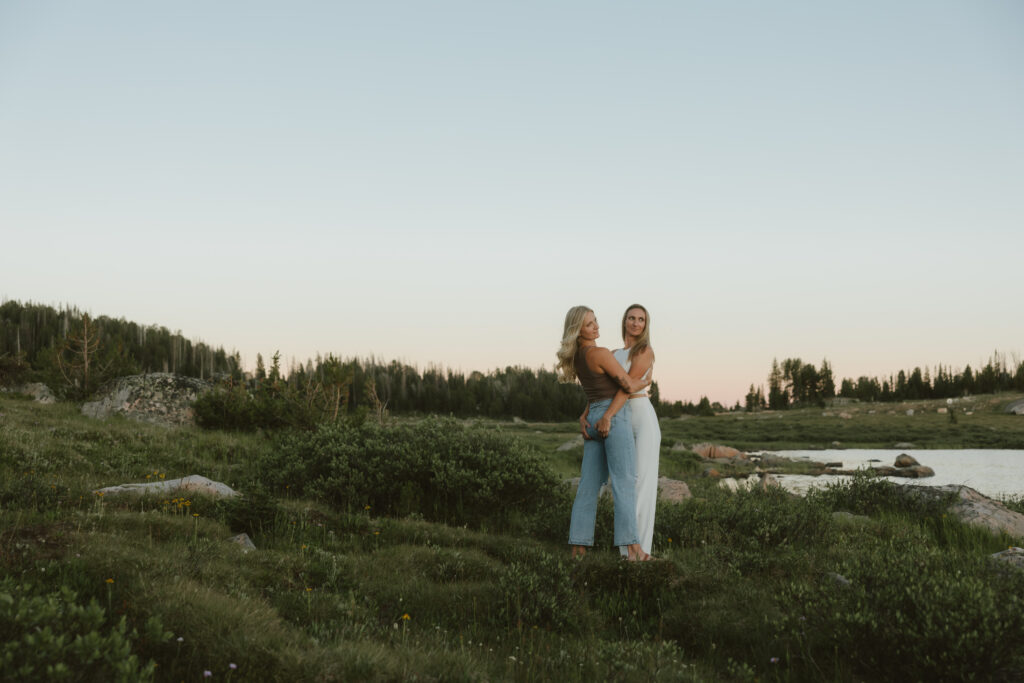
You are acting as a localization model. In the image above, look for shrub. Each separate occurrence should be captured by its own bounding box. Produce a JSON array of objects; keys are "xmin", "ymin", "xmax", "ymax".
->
[
  {"xmin": 261, "ymin": 417, "xmax": 563, "ymax": 529},
  {"xmin": 0, "ymin": 580, "xmax": 171, "ymax": 681},
  {"xmin": 808, "ymin": 470, "xmax": 953, "ymax": 518},
  {"xmin": 780, "ymin": 543, "xmax": 1024, "ymax": 681},
  {"xmin": 193, "ymin": 379, "xmax": 316, "ymax": 431}
]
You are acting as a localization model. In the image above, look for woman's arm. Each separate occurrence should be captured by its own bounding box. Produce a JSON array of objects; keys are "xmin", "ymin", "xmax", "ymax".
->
[
  {"xmin": 594, "ymin": 348, "xmax": 654, "ymax": 435},
  {"xmin": 585, "ymin": 347, "xmax": 651, "ymax": 394}
]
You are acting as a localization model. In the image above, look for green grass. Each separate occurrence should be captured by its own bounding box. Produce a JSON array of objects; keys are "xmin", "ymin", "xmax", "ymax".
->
[{"xmin": 3, "ymin": 394, "xmax": 1024, "ymax": 681}]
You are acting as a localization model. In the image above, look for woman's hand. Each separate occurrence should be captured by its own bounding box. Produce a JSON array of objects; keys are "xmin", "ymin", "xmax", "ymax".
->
[
  {"xmin": 596, "ymin": 414, "xmax": 612, "ymax": 437},
  {"xmin": 579, "ymin": 412, "xmax": 592, "ymax": 440}
]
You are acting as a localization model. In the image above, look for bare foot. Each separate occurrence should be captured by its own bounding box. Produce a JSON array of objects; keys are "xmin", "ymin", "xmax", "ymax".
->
[{"xmin": 571, "ymin": 545, "xmax": 587, "ymax": 559}]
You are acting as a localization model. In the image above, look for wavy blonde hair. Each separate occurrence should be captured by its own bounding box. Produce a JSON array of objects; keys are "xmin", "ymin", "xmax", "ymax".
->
[
  {"xmin": 621, "ymin": 303, "xmax": 654, "ymax": 363},
  {"xmin": 556, "ymin": 305, "xmax": 592, "ymax": 383}
]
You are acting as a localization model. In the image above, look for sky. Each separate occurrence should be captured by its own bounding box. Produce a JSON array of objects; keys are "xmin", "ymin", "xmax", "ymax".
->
[{"xmin": 1, "ymin": 1, "xmax": 1022, "ymax": 406}]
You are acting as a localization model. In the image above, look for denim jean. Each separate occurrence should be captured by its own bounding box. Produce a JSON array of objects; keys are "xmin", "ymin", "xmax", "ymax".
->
[{"xmin": 568, "ymin": 399, "xmax": 639, "ymax": 548}]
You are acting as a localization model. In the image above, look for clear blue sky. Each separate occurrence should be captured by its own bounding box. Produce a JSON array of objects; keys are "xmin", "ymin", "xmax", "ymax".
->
[{"xmin": 2, "ymin": 1, "xmax": 1022, "ymax": 405}]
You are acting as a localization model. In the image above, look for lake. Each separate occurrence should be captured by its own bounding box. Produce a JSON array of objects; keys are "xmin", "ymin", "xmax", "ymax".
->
[{"xmin": 771, "ymin": 449, "xmax": 1024, "ymax": 500}]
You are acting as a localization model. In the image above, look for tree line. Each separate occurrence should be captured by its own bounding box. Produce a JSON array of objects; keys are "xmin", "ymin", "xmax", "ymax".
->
[
  {"xmin": 745, "ymin": 353, "xmax": 1024, "ymax": 411},
  {"xmin": 1, "ymin": 300, "xmax": 719, "ymax": 419}
]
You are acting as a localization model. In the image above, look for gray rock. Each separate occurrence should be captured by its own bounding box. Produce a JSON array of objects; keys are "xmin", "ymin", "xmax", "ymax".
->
[
  {"xmin": 1005, "ymin": 399, "xmax": 1024, "ymax": 415},
  {"xmin": 94, "ymin": 474, "xmax": 240, "ymax": 499},
  {"xmin": 1, "ymin": 382, "xmax": 56, "ymax": 404},
  {"xmin": 894, "ymin": 453, "xmax": 920, "ymax": 467},
  {"xmin": 657, "ymin": 477, "xmax": 692, "ymax": 502},
  {"xmin": 892, "ymin": 442, "xmax": 918, "ymax": 449},
  {"xmin": 828, "ymin": 572, "xmax": 851, "ymax": 587},
  {"xmin": 902, "ymin": 485, "xmax": 1024, "ymax": 539},
  {"xmin": 82, "ymin": 373, "xmax": 213, "ymax": 427},
  {"xmin": 990, "ymin": 547, "xmax": 1024, "ymax": 571},
  {"xmin": 556, "ymin": 435, "xmax": 584, "ymax": 451},
  {"xmin": 832, "ymin": 511, "xmax": 871, "ymax": 525},
  {"xmin": 227, "ymin": 533, "xmax": 257, "ymax": 553}
]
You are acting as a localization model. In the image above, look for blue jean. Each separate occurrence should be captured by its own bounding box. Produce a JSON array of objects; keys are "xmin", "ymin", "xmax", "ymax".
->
[{"xmin": 568, "ymin": 399, "xmax": 639, "ymax": 548}]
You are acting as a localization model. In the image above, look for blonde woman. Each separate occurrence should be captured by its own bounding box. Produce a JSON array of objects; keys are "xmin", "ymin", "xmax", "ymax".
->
[{"xmin": 557, "ymin": 305, "xmax": 651, "ymax": 561}]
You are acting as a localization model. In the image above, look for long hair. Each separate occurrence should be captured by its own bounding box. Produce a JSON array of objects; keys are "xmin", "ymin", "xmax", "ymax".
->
[
  {"xmin": 621, "ymin": 303, "xmax": 653, "ymax": 363},
  {"xmin": 556, "ymin": 305, "xmax": 592, "ymax": 383}
]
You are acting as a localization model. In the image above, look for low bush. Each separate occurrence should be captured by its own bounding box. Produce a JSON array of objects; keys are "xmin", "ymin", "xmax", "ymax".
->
[
  {"xmin": 0, "ymin": 580, "xmax": 171, "ymax": 681},
  {"xmin": 260, "ymin": 417, "xmax": 564, "ymax": 530},
  {"xmin": 780, "ymin": 542, "xmax": 1024, "ymax": 681}
]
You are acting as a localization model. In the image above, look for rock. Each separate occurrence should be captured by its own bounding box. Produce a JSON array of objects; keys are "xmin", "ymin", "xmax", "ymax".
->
[
  {"xmin": 1, "ymin": 382, "xmax": 56, "ymax": 404},
  {"xmin": 82, "ymin": 373, "xmax": 213, "ymax": 427},
  {"xmin": 937, "ymin": 407, "xmax": 948, "ymax": 414},
  {"xmin": 1005, "ymin": 399, "xmax": 1024, "ymax": 415},
  {"xmin": 828, "ymin": 572, "xmax": 852, "ymax": 587},
  {"xmin": 670, "ymin": 442, "xmax": 691, "ymax": 452},
  {"xmin": 832, "ymin": 511, "xmax": 871, "ymax": 525},
  {"xmin": 700, "ymin": 468, "xmax": 721, "ymax": 479},
  {"xmin": 718, "ymin": 478, "xmax": 739, "ymax": 492},
  {"xmin": 512, "ymin": 416, "xmax": 525, "ymax": 424},
  {"xmin": 838, "ymin": 412, "xmax": 853, "ymax": 420},
  {"xmin": 905, "ymin": 409, "xmax": 914, "ymax": 416},
  {"xmin": 227, "ymin": 533, "xmax": 257, "ymax": 553},
  {"xmin": 902, "ymin": 485, "xmax": 1024, "ymax": 539},
  {"xmin": 94, "ymin": 474, "xmax": 240, "ymax": 499},
  {"xmin": 556, "ymin": 435, "xmax": 584, "ymax": 451},
  {"xmin": 691, "ymin": 443, "xmax": 745, "ymax": 460},
  {"xmin": 898, "ymin": 465, "xmax": 935, "ymax": 478},
  {"xmin": 657, "ymin": 477, "xmax": 691, "ymax": 502},
  {"xmin": 893, "ymin": 442, "xmax": 917, "ymax": 449},
  {"xmin": 824, "ymin": 462, "xmax": 844, "ymax": 468},
  {"xmin": 990, "ymin": 547, "xmax": 1024, "ymax": 571},
  {"xmin": 830, "ymin": 441, "xmax": 842, "ymax": 448},
  {"xmin": 894, "ymin": 454, "xmax": 920, "ymax": 467}
]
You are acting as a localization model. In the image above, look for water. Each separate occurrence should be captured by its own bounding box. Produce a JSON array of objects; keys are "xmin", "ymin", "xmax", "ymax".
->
[{"xmin": 770, "ymin": 449, "xmax": 1024, "ymax": 500}]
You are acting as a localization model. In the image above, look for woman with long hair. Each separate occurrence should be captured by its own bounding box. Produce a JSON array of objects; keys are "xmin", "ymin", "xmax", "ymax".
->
[
  {"xmin": 557, "ymin": 305, "xmax": 651, "ymax": 561},
  {"xmin": 589, "ymin": 304, "xmax": 660, "ymax": 558}
]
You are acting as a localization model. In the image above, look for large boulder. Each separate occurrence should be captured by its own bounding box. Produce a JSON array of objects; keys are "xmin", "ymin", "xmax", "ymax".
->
[
  {"xmin": 82, "ymin": 373, "xmax": 213, "ymax": 426},
  {"xmin": 902, "ymin": 485, "xmax": 1024, "ymax": 539},
  {"xmin": 94, "ymin": 474, "xmax": 239, "ymax": 498},
  {"xmin": 1005, "ymin": 399, "xmax": 1024, "ymax": 415},
  {"xmin": 894, "ymin": 453, "xmax": 920, "ymax": 467},
  {"xmin": 657, "ymin": 477, "xmax": 692, "ymax": 502}
]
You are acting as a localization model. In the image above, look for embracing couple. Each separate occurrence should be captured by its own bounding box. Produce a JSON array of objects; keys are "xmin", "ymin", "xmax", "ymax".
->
[{"xmin": 556, "ymin": 304, "xmax": 662, "ymax": 562}]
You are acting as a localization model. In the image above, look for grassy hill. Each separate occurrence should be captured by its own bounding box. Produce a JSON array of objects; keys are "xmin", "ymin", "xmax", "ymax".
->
[{"xmin": 3, "ymin": 393, "xmax": 1024, "ymax": 681}]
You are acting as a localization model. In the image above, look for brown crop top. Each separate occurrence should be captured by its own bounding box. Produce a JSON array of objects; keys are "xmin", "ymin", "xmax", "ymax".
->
[{"xmin": 575, "ymin": 346, "xmax": 620, "ymax": 403}]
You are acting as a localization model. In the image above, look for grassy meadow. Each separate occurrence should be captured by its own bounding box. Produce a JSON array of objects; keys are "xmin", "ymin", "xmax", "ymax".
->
[{"xmin": 3, "ymin": 392, "xmax": 1024, "ymax": 681}]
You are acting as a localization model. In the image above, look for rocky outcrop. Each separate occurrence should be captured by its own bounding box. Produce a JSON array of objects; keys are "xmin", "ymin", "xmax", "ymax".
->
[
  {"xmin": 1, "ymin": 383, "xmax": 56, "ymax": 404},
  {"xmin": 1005, "ymin": 399, "xmax": 1024, "ymax": 416},
  {"xmin": 991, "ymin": 547, "xmax": 1024, "ymax": 570},
  {"xmin": 902, "ymin": 485, "xmax": 1024, "ymax": 539},
  {"xmin": 825, "ymin": 455, "xmax": 934, "ymax": 479},
  {"xmin": 691, "ymin": 443, "xmax": 746, "ymax": 460},
  {"xmin": 94, "ymin": 474, "xmax": 240, "ymax": 498},
  {"xmin": 82, "ymin": 373, "xmax": 212, "ymax": 426}
]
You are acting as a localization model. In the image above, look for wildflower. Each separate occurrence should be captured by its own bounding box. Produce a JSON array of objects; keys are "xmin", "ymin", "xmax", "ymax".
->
[
  {"xmin": 509, "ymin": 656, "xmax": 517, "ymax": 662},
  {"xmin": 402, "ymin": 613, "xmax": 410, "ymax": 621},
  {"xmin": 364, "ymin": 504, "xmax": 371, "ymax": 510},
  {"xmin": 146, "ymin": 474, "xmax": 152, "ymax": 479},
  {"xmin": 770, "ymin": 657, "xmax": 780, "ymax": 664},
  {"xmin": 177, "ymin": 636, "xmax": 184, "ymax": 643},
  {"xmin": 105, "ymin": 578, "xmax": 114, "ymax": 584},
  {"xmin": 229, "ymin": 663, "xmax": 237, "ymax": 670},
  {"xmin": 159, "ymin": 473, "xmax": 165, "ymax": 479},
  {"xmin": 374, "ymin": 531, "xmax": 380, "ymax": 536},
  {"xmin": 302, "ymin": 544, "xmax": 307, "ymax": 549},
  {"xmin": 668, "ymin": 538, "xmax": 673, "ymax": 543},
  {"xmin": 305, "ymin": 587, "xmax": 313, "ymax": 593},
  {"xmin": 204, "ymin": 671, "xmax": 212, "ymax": 678},
  {"xmin": 193, "ymin": 513, "xmax": 199, "ymax": 518}
]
